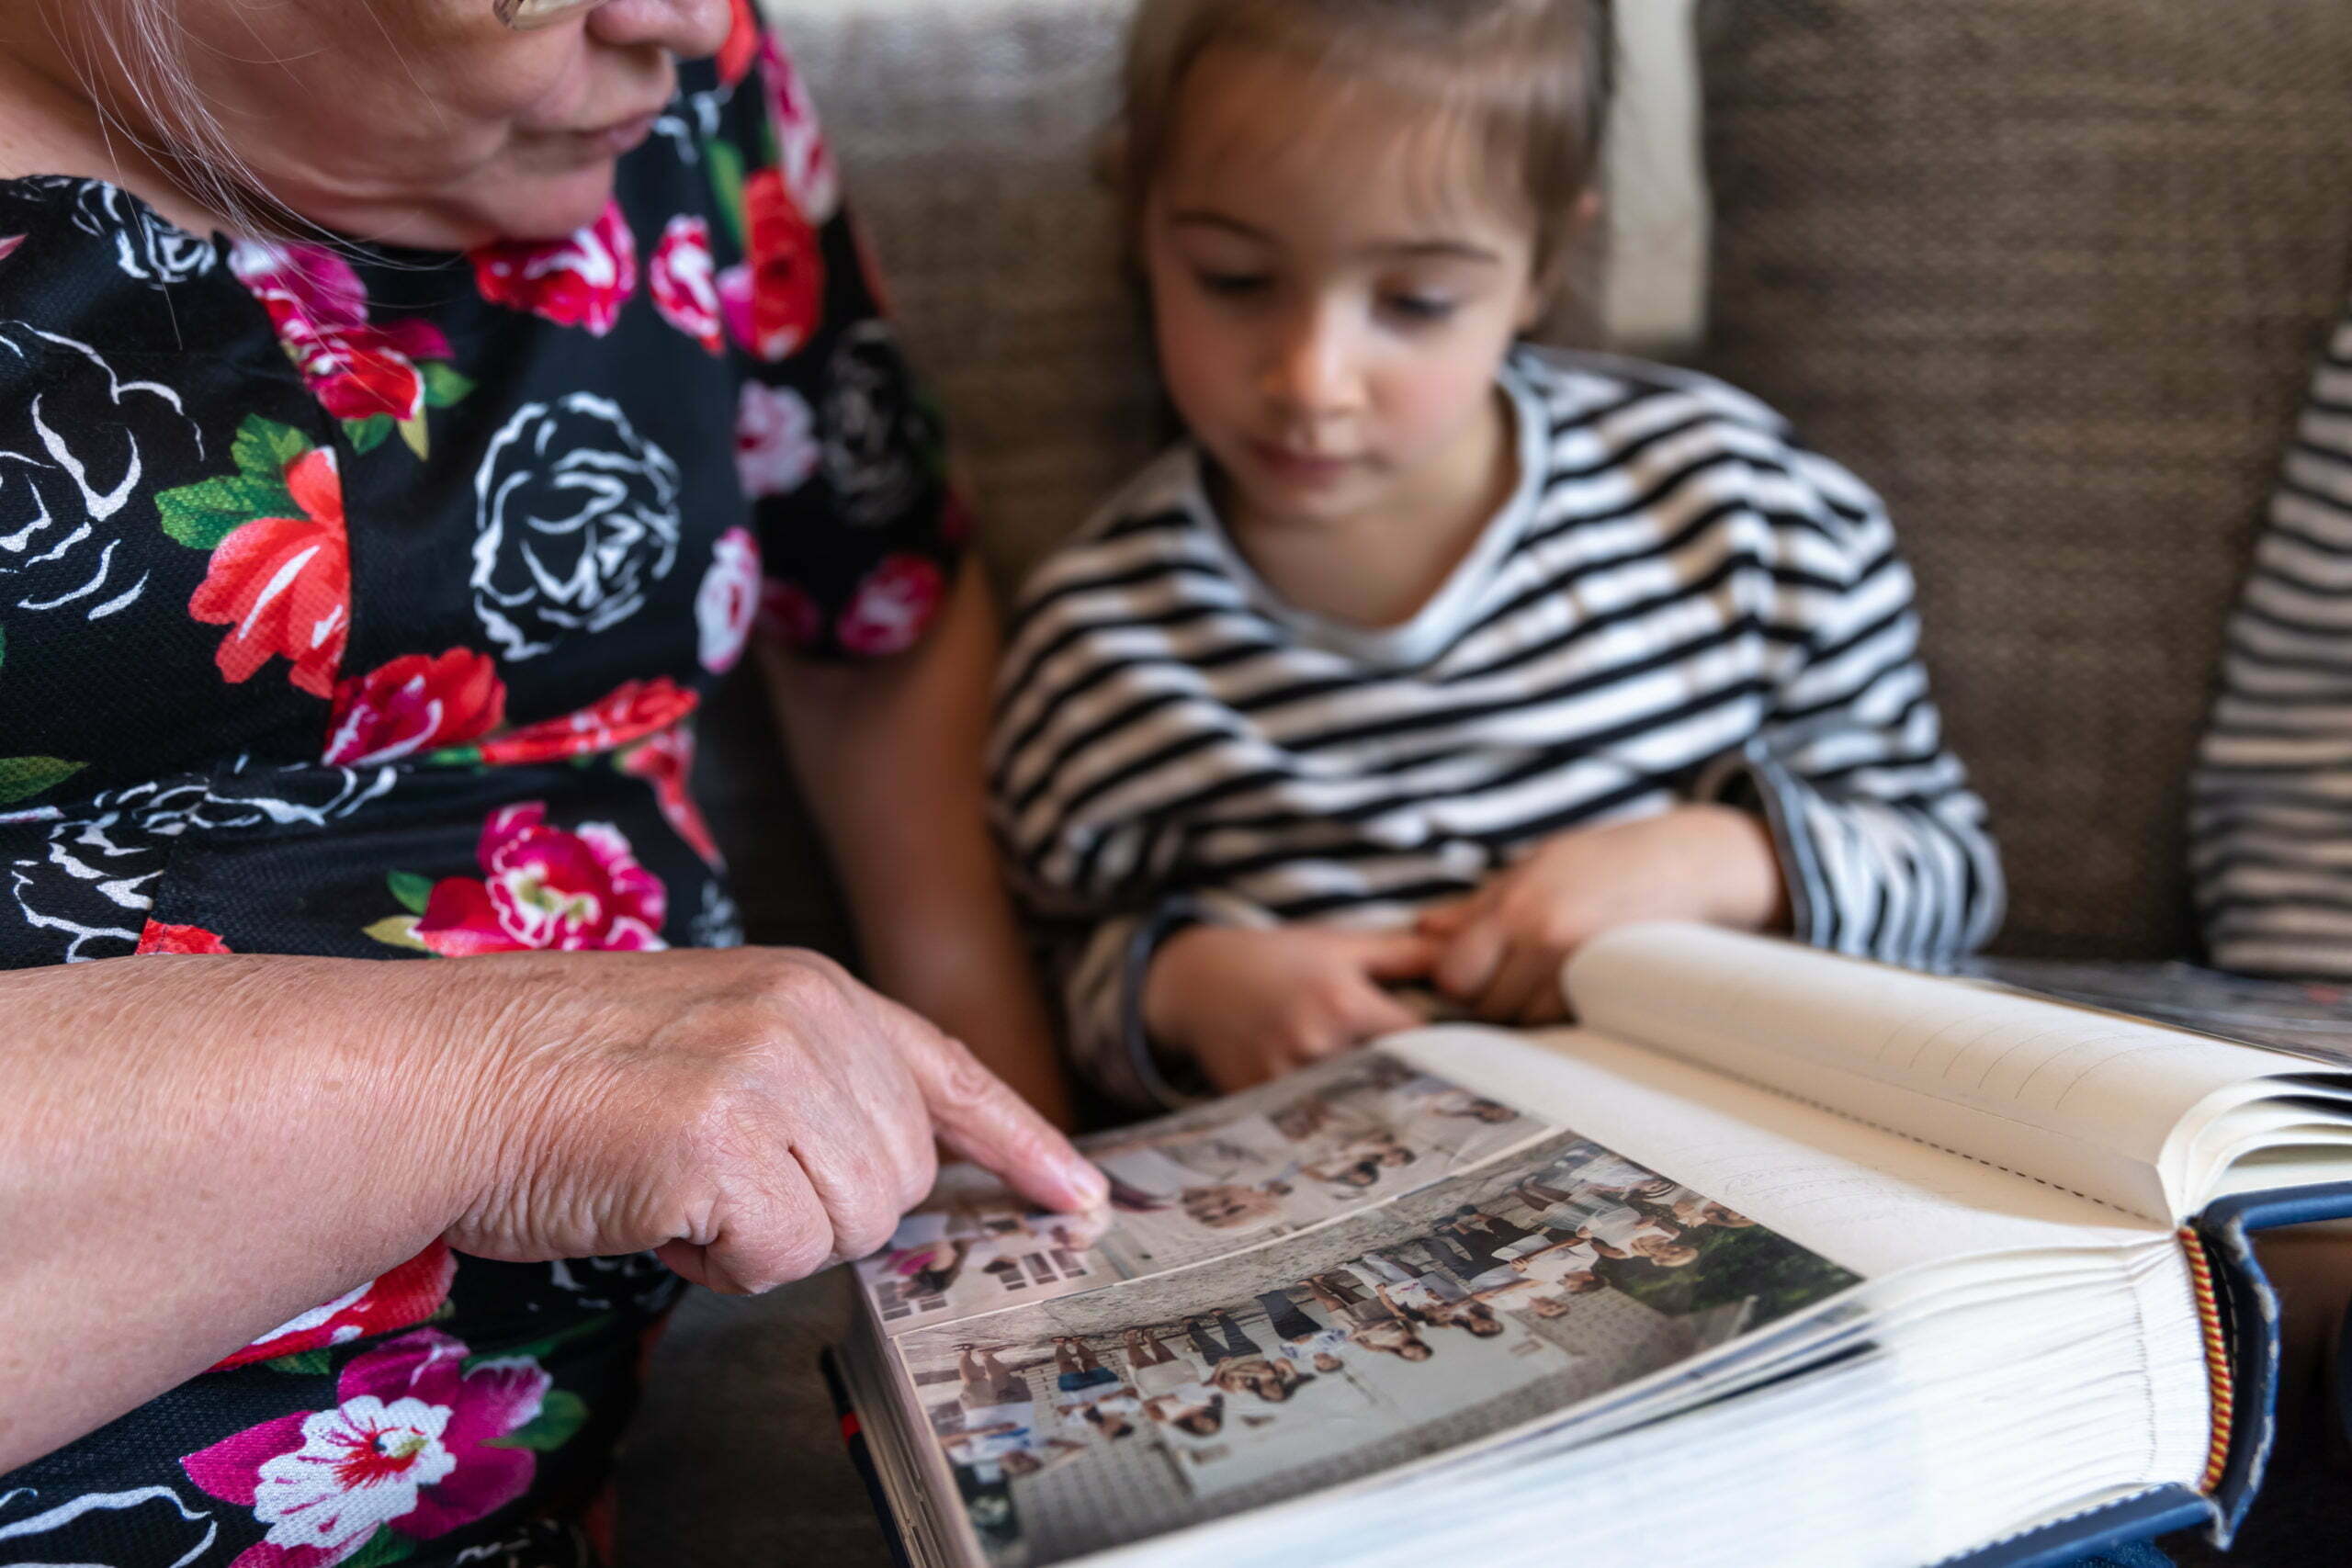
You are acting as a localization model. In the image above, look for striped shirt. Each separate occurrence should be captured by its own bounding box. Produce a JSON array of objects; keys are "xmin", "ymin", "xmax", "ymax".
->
[
  {"xmin": 2192, "ymin": 299, "xmax": 2352, "ymax": 977},
  {"xmin": 991, "ymin": 348, "xmax": 2004, "ymax": 1108}
]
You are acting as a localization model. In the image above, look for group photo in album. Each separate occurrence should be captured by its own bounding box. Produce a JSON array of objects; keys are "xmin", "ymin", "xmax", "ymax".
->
[{"xmin": 886, "ymin": 1111, "xmax": 1860, "ymax": 1568}]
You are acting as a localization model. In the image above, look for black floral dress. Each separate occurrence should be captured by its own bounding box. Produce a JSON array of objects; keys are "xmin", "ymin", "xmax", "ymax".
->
[{"xmin": 0, "ymin": 19, "xmax": 959, "ymax": 1568}]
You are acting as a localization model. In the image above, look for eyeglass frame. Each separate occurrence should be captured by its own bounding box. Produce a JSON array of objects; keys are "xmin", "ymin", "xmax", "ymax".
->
[{"xmin": 493, "ymin": 0, "xmax": 611, "ymax": 31}]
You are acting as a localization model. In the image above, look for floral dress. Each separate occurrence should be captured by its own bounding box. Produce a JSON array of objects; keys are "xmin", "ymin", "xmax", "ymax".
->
[{"xmin": 0, "ymin": 16, "xmax": 960, "ymax": 1567}]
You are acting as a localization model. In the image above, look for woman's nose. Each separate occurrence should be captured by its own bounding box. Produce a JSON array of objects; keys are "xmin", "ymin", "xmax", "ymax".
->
[{"xmin": 588, "ymin": 0, "xmax": 737, "ymax": 61}]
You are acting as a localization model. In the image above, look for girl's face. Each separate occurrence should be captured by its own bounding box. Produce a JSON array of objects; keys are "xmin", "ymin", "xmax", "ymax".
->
[
  {"xmin": 113, "ymin": 0, "xmax": 732, "ymax": 246},
  {"xmin": 1143, "ymin": 44, "xmax": 1548, "ymax": 537}
]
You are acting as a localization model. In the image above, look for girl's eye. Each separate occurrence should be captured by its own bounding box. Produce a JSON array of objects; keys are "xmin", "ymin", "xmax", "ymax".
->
[
  {"xmin": 1385, "ymin": 294, "xmax": 1459, "ymax": 325},
  {"xmin": 1196, "ymin": 270, "xmax": 1271, "ymax": 299}
]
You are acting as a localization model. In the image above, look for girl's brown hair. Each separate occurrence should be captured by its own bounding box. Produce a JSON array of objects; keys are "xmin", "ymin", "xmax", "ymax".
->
[{"xmin": 1113, "ymin": 0, "xmax": 1616, "ymax": 292}]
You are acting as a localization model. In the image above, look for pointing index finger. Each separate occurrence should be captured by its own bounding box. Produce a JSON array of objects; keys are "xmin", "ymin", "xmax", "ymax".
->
[{"xmin": 912, "ymin": 1031, "xmax": 1107, "ymax": 1213}]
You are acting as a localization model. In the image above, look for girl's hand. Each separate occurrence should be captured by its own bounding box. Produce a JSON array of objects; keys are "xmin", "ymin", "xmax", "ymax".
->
[
  {"xmin": 1140, "ymin": 925, "xmax": 1435, "ymax": 1094},
  {"xmin": 446, "ymin": 946, "xmax": 1106, "ymax": 1293},
  {"xmin": 1418, "ymin": 805, "xmax": 1788, "ymax": 1025}
]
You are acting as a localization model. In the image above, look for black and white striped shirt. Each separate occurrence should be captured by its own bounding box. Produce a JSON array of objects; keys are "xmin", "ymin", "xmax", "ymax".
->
[
  {"xmin": 2193, "ymin": 300, "xmax": 2352, "ymax": 977},
  {"xmin": 992, "ymin": 348, "xmax": 2004, "ymax": 1108}
]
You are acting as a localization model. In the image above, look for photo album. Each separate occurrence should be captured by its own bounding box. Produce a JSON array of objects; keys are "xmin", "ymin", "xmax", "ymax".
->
[{"xmin": 828, "ymin": 922, "xmax": 2352, "ymax": 1568}]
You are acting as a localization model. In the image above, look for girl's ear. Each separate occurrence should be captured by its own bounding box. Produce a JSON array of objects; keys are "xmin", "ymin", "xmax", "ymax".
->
[{"xmin": 1521, "ymin": 188, "xmax": 1607, "ymax": 333}]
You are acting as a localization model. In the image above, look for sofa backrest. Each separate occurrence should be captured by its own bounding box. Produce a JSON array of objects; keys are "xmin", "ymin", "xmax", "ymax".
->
[{"xmin": 1697, "ymin": 0, "xmax": 2352, "ymax": 960}]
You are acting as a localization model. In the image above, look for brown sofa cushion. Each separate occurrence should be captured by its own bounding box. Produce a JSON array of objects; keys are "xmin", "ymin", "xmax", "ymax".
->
[{"xmin": 1696, "ymin": 0, "xmax": 2352, "ymax": 959}]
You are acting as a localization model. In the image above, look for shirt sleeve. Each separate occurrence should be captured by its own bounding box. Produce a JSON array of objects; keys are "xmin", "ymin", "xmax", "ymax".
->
[
  {"xmin": 2189, "ymin": 301, "xmax": 2352, "ymax": 978},
  {"xmin": 1696, "ymin": 441, "xmax": 2006, "ymax": 969},
  {"xmin": 718, "ymin": 29, "xmax": 964, "ymax": 660},
  {"xmin": 989, "ymin": 562, "xmax": 1274, "ymax": 1111}
]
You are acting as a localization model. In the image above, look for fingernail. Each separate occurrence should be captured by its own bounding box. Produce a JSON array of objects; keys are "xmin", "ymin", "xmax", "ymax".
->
[{"xmin": 1064, "ymin": 1157, "xmax": 1109, "ymax": 1208}]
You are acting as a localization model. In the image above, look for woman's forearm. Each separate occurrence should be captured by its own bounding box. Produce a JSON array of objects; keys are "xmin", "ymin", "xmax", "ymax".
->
[
  {"xmin": 0, "ymin": 953, "xmax": 510, "ymax": 1471},
  {"xmin": 762, "ymin": 566, "xmax": 1075, "ymax": 1124}
]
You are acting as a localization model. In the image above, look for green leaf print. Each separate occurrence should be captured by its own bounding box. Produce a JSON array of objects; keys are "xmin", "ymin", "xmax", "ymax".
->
[
  {"xmin": 0, "ymin": 755, "xmax": 85, "ymax": 806},
  {"xmin": 232, "ymin": 416, "xmax": 314, "ymax": 480},
  {"xmin": 343, "ymin": 1528, "xmax": 419, "ymax": 1568},
  {"xmin": 262, "ymin": 1348, "xmax": 337, "ymax": 1376},
  {"xmin": 386, "ymin": 871, "xmax": 435, "ymax": 917},
  {"xmin": 706, "ymin": 138, "xmax": 749, "ymax": 252},
  {"xmin": 490, "ymin": 1389, "xmax": 589, "ymax": 1452},
  {"xmin": 153, "ymin": 412, "xmax": 315, "ymax": 550},
  {"xmin": 364, "ymin": 915, "xmax": 433, "ymax": 953},
  {"xmin": 420, "ymin": 363, "xmax": 475, "ymax": 410},
  {"xmin": 155, "ymin": 474, "xmax": 295, "ymax": 550},
  {"xmin": 344, "ymin": 415, "xmax": 394, "ymax": 455}
]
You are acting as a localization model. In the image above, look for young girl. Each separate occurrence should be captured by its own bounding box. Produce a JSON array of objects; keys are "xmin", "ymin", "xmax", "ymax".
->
[{"xmin": 990, "ymin": 0, "xmax": 2004, "ymax": 1108}]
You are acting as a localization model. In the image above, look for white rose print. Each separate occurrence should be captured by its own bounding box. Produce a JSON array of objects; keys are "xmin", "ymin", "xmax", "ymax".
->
[
  {"xmin": 471, "ymin": 393, "xmax": 683, "ymax": 661},
  {"xmin": 40, "ymin": 176, "xmax": 219, "ymax": 286},
  {"xmin": 822, "ymin": 321, "xmax": 942, "ymax": 528},
  {"xmin": 0, "ymin": 323, "xmax": 204, "ymax": 624},
  {"xmin": 5, "ymin": 762, "xmax": 395, "ymax": 964},
  {"xmin": 734, "ymin": 380, "xmax": 820, "ymax": 500}
]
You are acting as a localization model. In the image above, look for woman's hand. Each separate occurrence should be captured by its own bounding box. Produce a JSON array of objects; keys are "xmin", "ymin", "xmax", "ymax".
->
[
  {"xmin": 447, "ymin": 945, "xmax": 1105, "ymax": 1293},
  {"xmin": 2, "ymin": 944, "xmax": 1102, "ymax": 1469},
  {"xmin": 1140, "ymin": 924, "xmax": 1435, "ymax": 1094},
  {"xmin": 1418, "ymin": 805, "xmax": 1790, "ymax": 1025}
]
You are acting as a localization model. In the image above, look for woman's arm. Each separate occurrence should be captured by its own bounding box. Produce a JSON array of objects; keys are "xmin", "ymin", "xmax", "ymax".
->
[
  {"xmin": 4, "ymin": 953, "xmax": 503, "ymax": 1472},
  {"xmin": 1, "ymin": 944, "xmax": 1099, "ymax": 1472},
  {"xmin": 762, "ymin": 565, "xmax": 1075, "ymax": 1125}
]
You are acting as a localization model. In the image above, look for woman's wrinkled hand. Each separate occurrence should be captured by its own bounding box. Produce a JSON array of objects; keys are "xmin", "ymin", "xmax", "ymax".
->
[{"xmin": 437, "ymin": 946, "xmax": 1106, "ymax": 1294}]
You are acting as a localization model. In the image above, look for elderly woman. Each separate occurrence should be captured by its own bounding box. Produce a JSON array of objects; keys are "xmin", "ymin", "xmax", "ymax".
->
[{"xmin": 0, "ymin": 1, "xmax": 1105, "ymax": 1562}]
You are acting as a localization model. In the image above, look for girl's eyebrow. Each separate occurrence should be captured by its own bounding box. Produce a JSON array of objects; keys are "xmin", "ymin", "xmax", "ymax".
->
[{"xmin": 1168, "ymin": 211, "xmax": 1502, "ymax": 265}]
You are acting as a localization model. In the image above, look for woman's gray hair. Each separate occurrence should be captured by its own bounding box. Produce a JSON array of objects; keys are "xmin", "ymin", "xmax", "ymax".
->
[{"xmin": 64, "ymin": 0, "xmax": 296, "ymax": 238}]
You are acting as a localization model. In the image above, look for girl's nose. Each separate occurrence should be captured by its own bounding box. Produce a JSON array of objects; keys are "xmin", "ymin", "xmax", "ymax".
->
[
  {"xmin": 1262, "ymin": 306, "xmax": 1363, "ymax": 422},
  {"xmin": 588, "ymin": 0, "xmax": 737, "ymax": 61}
]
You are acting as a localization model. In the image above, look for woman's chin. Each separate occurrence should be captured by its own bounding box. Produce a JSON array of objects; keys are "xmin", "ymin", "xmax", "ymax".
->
[
  {"xmin": 459, "ymin": 164, "xmax": 622, "ymax": 244},
  {"xmin": 333, "ymin": 164, "xmax": 621, "ymax": 251}
]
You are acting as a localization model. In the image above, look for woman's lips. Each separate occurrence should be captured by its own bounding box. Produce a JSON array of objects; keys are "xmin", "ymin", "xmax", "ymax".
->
[{"xmin": 577, "ymin": 110, "xmax": 662, "ymax": 157}]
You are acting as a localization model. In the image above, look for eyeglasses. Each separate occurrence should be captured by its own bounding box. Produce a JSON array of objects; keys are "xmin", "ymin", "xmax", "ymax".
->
[{"xmin": 494, "ymin": 0, "xmax": 609, "ymax": 29}]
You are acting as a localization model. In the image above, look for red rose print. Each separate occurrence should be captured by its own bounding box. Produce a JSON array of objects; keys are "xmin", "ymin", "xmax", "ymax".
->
[
  {"xmin": 413, "ymin": 804, "xmax": 667, "ymax": 954},
  {"xmin": 230, "ymin": 240, "xmax": 456, "ymax": 425},
  {"xmin": 619, "ymin": 725, "xmax": 722, "ymax": 867},
  {"xmin": 324, "ymin": 649, "xmax": 508, "ymax": 766},
  {"xmin": 210, "ymin": 1242, "xmax": 458, "ymax": 1371},
  {"xmin": 137, "ymin": 919, "xmax": 232, "ymax": 955},
  {"xmin": 837, "ymin": 554, "xmax": 946, "ymax": 657},
  {"xmin": 189, "ymin": 446, "xmax": 352, "ymax": 699},
  {"xmin": 469, "ymin": 202, "xmax": 639, "ymax": 336},
  {"xmin": 474, "ymin": 677, "xmax": 701, "ymax": 767},
  {"xmin": 716, "ymin": 0, "xmax": 759, "ymax": 85},
  {"xmin": 729, "ymin": 169, "xmax": 824, "ymax": 362},
  {"xmin": 695, "ymin": 527, "xmax": 761, "ymax": 674},
  {"xmin": 757, "ymin": 35, "xmax": 841, "ymax": 223},
  {"xmin": 759, "ymin": 579, "xmax": 824, "ymax": 650},
  {"xmin": 649, "ymin": 215, "xmax": 724, "ymax": 355}
]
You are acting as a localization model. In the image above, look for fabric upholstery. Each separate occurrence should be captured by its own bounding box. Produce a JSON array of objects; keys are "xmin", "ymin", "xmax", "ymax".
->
[{"xmin": 1695, "ymin": 0, "xmax": 2352, "ymax": 959}]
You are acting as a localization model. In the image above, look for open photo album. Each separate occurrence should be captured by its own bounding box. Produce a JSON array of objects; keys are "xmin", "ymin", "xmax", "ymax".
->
[{"xmin": 830, "ymin": 923, "xmax": 2352, "ymax": 1568}]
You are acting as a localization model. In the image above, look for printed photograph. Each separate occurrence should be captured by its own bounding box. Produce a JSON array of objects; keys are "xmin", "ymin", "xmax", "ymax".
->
[
  {"xmin": 897, "ymin": 1130, "xmax": 1865, "ymax": 1567},
  {"xmin": 854, "ymin": 1051, "xmax": 1555, "ymax": 1330}
]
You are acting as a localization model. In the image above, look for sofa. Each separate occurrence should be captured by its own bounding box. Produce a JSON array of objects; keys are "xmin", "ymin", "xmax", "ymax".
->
[{"xmin": 623, "ymin": 2, "xmax": 2352, "ymax": 1563}]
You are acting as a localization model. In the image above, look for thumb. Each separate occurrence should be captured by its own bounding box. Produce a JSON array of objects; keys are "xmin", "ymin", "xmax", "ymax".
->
[
  {"xmin": 912, "ymin": 1032, "xmax": 1108, "ymax": 1214},
  {"xmin": 1335, "ymin": 970, "xmax": 1432, "ymax": 1042}
]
